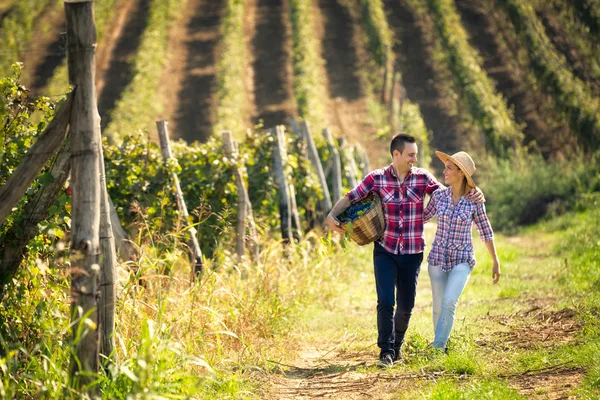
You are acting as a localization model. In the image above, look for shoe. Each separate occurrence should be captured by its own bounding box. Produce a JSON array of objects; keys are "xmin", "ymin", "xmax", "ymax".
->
[
  {"xmin": 378, "ymin": 353, "xmax": 394, "ymax": 368},
  {"xmin": 393, "ymin": 348, "xmax": 401, "ymax": 362}
]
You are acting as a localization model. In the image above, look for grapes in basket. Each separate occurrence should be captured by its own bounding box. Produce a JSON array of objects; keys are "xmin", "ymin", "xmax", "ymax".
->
[{"xmin": 337, "ymin": 197, "xmax": 375, "ymax": 223}]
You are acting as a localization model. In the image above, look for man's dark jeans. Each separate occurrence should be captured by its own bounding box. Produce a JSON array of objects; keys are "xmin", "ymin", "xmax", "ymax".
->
[{"xmin": 373, "ymin": 242, "xmax": 423, "ymax": 358}]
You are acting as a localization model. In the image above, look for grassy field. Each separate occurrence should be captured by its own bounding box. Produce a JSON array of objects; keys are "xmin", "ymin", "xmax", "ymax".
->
[
  {"xmin": 260, "ymin": 206, "xmax": 600, "ymax": 399},
  {"xmin": 1, "ymin": 196, "xmax": 598, "ymax": 398}
]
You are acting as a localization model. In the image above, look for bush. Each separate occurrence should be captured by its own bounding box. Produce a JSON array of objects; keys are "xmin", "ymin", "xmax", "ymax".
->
[{"xmin": 478, "ymin": 151, "xmax": 598, "ymax": 232}]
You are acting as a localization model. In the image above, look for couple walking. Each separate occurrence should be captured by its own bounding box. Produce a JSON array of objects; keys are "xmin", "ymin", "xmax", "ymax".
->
[{"xmin": 325, "ymin": 133, "xmax": 501, "ymax": 367}]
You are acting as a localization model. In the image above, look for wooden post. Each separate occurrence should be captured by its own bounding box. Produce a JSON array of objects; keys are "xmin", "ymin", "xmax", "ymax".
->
[
  {"xmin": 381, "ymin": 49, "xmax": 389, "ymax": 104},
  {"xmin": 97, "ymin": 135, "xmax": 116, "ymax": 365},
  {"xmin": 270, "ymin": 126, "xmax": 292, "ymax": 244},
  {"xmin": 108, "ymin": 196, "xmax": 137, "ymax": 261},
  {"xmin": 417, "ymin": 138, "xmax": 425, "ymax": 168},
  {"xmin": 0, "ymin": 92, "xmax": 74, "ymax": 226},
  {"xmin": 156, "ymin": 120, "xmax": 203, "ymax": 277},
  {"xmin": 222, "ymin": 131, "xmax": 259, "ymax": 260},
  {"xmin": 322, "ymin": 128, "xmax": 342, "ymax": 203},
  {"xmin": 354, "ymin": 142, "xmax": 371, "ymax": 178},
  {"xmin": 289, "ymin": 116, "xmax": 300, "ymax": 136},
  {"xmin": 388, "ymin": 66, "xmax": 398, "ymax": 133},
  {"xmin": 339, "ymin": 137, "xmax": 359, "ymax": 189},
  {"xmin": 65, "ymin": 0, "xmax": 101, "ymax": 390},
  {"xmin": 0, "ymin": 140, "xmax": 71, "ymax": 293},
  {"xmin": 288, "ymin": 183, "xmax": 302, "ymax": 241},
  {"xmin": 300, "ymin": 121, "xmax": 332, "ymax": 213}
]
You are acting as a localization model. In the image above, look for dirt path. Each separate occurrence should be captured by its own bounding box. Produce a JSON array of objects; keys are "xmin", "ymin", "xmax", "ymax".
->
[
  {"xmin": 454, "ymin": 0, "xmax": 572, "ymax": 156},
  {"xmin": 97, "ymin": 0, "xmax": 150, "ymax": 130},
  {"xmin": 249, "ymin": 0, "xmax": 296, "ymax": 130},
  {"xmin": 19, "ymin": 3, "xmax": 65, "ymax": 95},
  {"xmin": 383, "ymin": 0, "xmax": 465, "ymax": 160},
  {"xmin": 159, "ymin": 0, "xmax": 224, "ymax": 143}
]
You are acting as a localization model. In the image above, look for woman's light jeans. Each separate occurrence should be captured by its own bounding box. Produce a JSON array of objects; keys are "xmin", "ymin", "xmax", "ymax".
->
[{"xmin": 428, "ymin": 262, "xmax": 471, "ymax": 349}]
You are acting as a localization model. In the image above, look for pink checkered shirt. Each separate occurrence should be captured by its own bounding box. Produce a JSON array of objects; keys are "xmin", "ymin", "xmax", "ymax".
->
[
  {"xmin": 424, "ymin": 187, "xmax": 494, "ymax": 271},
  {"xmin": 346, "ymin": 165, "xmax": 441, "ymax": 255}
]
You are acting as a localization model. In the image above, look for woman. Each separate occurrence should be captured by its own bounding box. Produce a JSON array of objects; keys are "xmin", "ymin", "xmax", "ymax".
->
[{"xmin": 423, "ymin": 151, "xmax": 501, "ymax": 352}]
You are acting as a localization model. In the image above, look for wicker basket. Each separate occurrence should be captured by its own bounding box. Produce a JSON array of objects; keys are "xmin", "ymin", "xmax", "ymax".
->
[{"xmin": 336, "ymin": 192, "xmax": 385, "ymax": 245}]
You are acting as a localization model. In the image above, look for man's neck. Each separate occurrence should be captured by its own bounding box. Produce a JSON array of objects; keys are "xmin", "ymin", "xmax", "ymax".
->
[{"xmin": 393, "ymin": 165, "xmax": 411, "ymax": 182}]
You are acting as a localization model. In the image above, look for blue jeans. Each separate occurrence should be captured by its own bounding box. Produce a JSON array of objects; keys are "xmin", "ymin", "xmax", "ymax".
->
[
  {"xmin": 428, "ymin": 262, "xmax": 471, "ymax": 349},
  {"xmin": 373, "ymin": 243, "xmax": 423, "ymax": 357}
]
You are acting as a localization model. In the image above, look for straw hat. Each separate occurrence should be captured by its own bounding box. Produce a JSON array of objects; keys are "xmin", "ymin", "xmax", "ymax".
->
[{"xmin": 435, "ymin": 151, "xmax": 476, "ymax": 188}]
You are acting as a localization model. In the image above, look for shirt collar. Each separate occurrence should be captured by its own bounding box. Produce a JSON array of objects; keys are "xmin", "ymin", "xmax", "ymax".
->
[{"xmin": 386, "ymin": 164, "xmax": 414, "ymax": 180}]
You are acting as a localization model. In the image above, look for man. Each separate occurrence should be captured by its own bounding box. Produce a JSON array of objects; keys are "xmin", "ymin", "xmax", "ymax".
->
[{"xmin": 325, "ymin": 133, "xmax": 483, "ymax": 368}]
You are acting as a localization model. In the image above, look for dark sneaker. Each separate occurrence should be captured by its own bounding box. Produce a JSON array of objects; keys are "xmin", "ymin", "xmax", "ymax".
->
[
  {"xmin": 378, "ymin": 353, "xmax": 394, "ymax": 368},
  {"xmin": 393, "ymin": 348, "xmax": 401, "ymax": 362}
]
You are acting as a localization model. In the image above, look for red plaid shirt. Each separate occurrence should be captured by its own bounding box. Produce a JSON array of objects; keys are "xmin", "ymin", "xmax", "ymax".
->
[
  {"xmin": 346, "ymin": 165, "xmax": 441, "ymax": 254},
  {"xmin": 424, "ymin": 187, "xmax": 494, "ymax": 271}
]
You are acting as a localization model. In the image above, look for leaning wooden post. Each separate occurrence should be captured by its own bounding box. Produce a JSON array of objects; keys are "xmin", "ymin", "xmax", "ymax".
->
[
  {"xmin": 0, "ymin": 139, "xmax": 71, "ymax": 294},
  {"xmin": 156, "ymin": 120, "xmax": 203, "ymax": 277},
  {"xmin": 270, "ymin": 126, "xmax": 292, "ymax": 244},
  {"xmin": 97, "ymin": 135, "xmax": 117, "ymax": 365},
  {"xmin": 322, "ymin": 128, "xmax": 342, "ymax": 203},
  {"xmin": 288, "ymin": 183, "xmax": 303, "ymax": 241},
  {"xmin": 388, "ymin": 66, "xmax": 398, "ymax": 133},
  {"xmin": 339, "ymin": 137, "xmax": 359, "ymax": 189},
  {"xmin": 222, "ymin": 131, "xmax": 259, "ymax": 260},
  {"xmin": 289, "ymin": 116, "xmax": 300, "ymax": 135},
  {"xmin": 354, "ymin": 142, "xmax": 371, "ymax": 178},
  {"xmin": 300, "ymin": 121, "xmax": 332, "ymax": 213},
  {"xmin": 65, "ymin": 0, "xmax": 101, "ymax": 390},
  {"xmin": 0, "ymin": 92, "xmax": 74, "ymax": 226},
  {"xmin": 380, "ymin": 48, "xmax": 389, "ymax": 104}
]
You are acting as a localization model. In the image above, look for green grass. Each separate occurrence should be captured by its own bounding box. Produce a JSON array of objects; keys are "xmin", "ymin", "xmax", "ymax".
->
[
  {"xmin": 42, "ymin": 0, "xmax": 122, "ymax": 98},
  {"xmin": 288, "ymin": 0, "xmax": 329, "ymax": 133},
  {"xmin": 104, "ymin": 0, "xmax": 186, "ymax": 141},
  {"xmin": 213, "ymin": 0, "xmax": 250, "ymax": 138}
]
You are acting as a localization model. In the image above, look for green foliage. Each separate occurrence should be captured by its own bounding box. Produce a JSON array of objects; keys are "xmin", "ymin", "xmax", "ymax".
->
[
  {"xmin": 0, "ymin": 0, "xmax": 58, "ymax": 78},
  {"xmin": 498, "ymin": 0, "xmax": 600, "ymax": 149},
  {"xmin": 478, "ymin": 151, "xmax": 598, "ymax": 231},
  {"xmin": 104, "ymin": 0, "xmax": 185, "ymax": 140},
  {"xmin": 400, "ymin": 101, "xmax": 431, "ymax": 167},
  {"xmin": 359, "ymin": 0, "xmax": 392, "ymax": 67},
  {"xmin": 0, "ymin": 64, "xmax": 68, "ymax": 248},
  {"xmin": 104, "ymin": 127, "xmax": 323, "ymax": 256},
  {"xmin": 214, "ymin": 0, "xmax": 249, "ymax": 138},
  {"xmin": 346, "ymin": 0, "xmax": 431, "ymax": 163},
  {"xmin": 572, "ymin": 0, "xmax": 600, "ymax": 39},
  {"xmin": 42, "ymin": 0, "xmax": 123, "ymax": 97},
  {"xmin": 533, "ymin": 0, "xmax": 600, "ymax": 97},
  {"xmin": 426, "ymin": 0, "xmax": 523, "ymax": 156},
  {"xmin": 288, "ymin": 0, "xmax": 328, "ymax": 133}
]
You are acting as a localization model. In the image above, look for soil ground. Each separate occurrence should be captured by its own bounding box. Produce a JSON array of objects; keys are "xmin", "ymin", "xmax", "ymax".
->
[
  {"xmin": 159, "ymin": 0, "xmax": 224, "ymax": 143},
  {"xmin": 250, "ymin": 0, "xmax": 297, "ymax": 130},
  {"xmin": 97, "ymin": 0, "xmax": 150, "ymax": 131},
  {"xmin": 19, "ymin": 2, "xmax": 65, "ymax": 95},
  {"xmin": 315, "ymin": 0, "xmax": 389, "ymax": 167},
  {"xmin": 383, "ymin": 0, "xmax": 465, "ymax": 162}
]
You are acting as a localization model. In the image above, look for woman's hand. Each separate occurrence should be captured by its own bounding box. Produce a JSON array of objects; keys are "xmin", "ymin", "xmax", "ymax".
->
[{"xmin": 492, "ymin": 261, "xmax": 501, "ymax": 284}]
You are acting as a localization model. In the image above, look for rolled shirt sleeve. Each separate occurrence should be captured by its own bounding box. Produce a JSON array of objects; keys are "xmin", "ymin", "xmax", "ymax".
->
[
  {"xmin": 473, "ymin": 203, "xmax": 494, "ymax": 242},
  {"xmin": 345, "ymin": 172, "xmax": 375, "ymax": 203},
  {"xmin": 423, "ymin": 189, "xmax": 439, "ymax": 224}
]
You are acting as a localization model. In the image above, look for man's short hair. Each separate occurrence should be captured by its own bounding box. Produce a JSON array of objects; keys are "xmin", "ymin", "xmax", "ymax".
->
[{"xmin": 390, "ymin": 133, "xmax": 417, "ymax": 156}]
